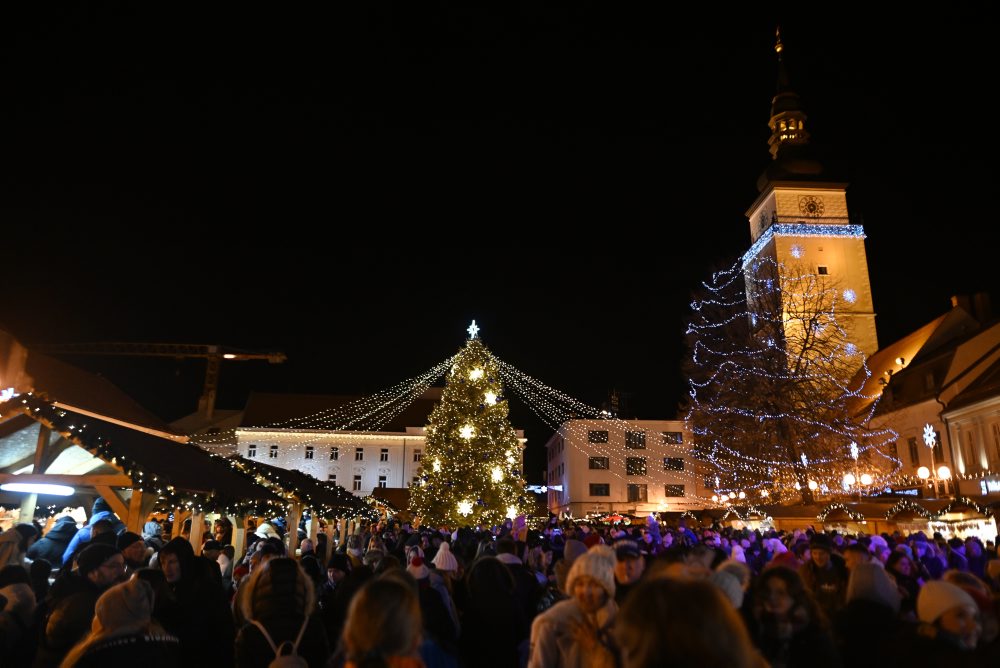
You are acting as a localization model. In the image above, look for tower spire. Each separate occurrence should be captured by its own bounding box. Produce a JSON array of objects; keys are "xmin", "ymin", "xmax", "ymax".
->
[{"xmin": 767, "ymin": 26, "xmax": 810, "ymax": 160}]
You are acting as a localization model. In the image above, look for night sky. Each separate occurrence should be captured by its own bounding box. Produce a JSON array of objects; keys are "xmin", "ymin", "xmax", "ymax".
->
[{"xmin": 2, "ymin": 7, "xmax": 995, "ymax": 483}]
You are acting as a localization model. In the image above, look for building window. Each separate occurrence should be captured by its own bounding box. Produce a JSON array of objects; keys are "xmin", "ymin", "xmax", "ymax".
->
[
  {"xmin": 269, "ymin": 445, "xmax": 279, "ymax": 459},
  {"xmin": 355, "ymin": 448, "xmax": 364, "ymax": 461},
  {"xmin": 627, "ymin": 484, "xmax": 648, "ymax": 502},
  {"xmin": 589, "ymin": 483, "xmax": 610, "ymax": 497},
  {"xmin": 305, "ymin": 446, "xmax": 314, "ymax": 460},
  {"xmin": 625, "ymin": 431, "xmax": 647, "ymax": 449},
  {"xmin": 378, "ymin": 475, "xmax": 387, "ymax": 489},
  {"xmin": 588, "ymin": 430, "xmax": 609, "ymax": 443},
  {"xmin": 353, "ymin": 475, "xmax": 362, "ymax": 491},
  {"xmin": 380, "ymin": 448, "xmax": 389, "ymax": 462},
  {"xmin": 664, "ymin": 484, "xmax": 685, "ymax": 497},
  {"xmin": 626, "ymin": 457, "xmax": 647, "ymax": 476},
  {"xmin": 247, "ymin": 444, "xmax": 257, "ymax": 458},
  {"xmin": 663, "ymin": 457, "xmax": 684, "ymax": 471},
  {"xmin": 589, "ymin": 456, "xmax": 610, "ymax": 470},
  {"xmin": 908, "ymin": 437, "xmax": 919, "ymax": 465},
  {"xmin": 328, "ymin": 474, "xmax": 337, "ymax": 484},
  {"xmin": 414, "ymin": 449, "xmax": 422, "ymax": 462},
  {"xmin": 817, "ymin": 265, "xmax": 829, "ymax": 275},
  {"xmin": 330, "ymin": 447, "xmax": 340, "ymax": 461},
  {"xmin": 662, "ymin": 431, "xmax": 683, "ymax": 444}
]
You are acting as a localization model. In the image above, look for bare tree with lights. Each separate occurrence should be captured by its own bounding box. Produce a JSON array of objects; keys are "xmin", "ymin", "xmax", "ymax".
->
[
  {"xmin": 409, "ymin": 323, "xmax": 527, "ymax": 527},
  {"xmin": 684, "ymin": 257, "xmax": 898, "ymax": 505}
]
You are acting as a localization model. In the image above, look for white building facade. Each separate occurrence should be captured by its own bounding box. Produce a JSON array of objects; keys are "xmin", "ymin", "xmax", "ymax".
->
[{"xmin": 543, "ymin": 419, "xmax": 710, "ymax": 518}]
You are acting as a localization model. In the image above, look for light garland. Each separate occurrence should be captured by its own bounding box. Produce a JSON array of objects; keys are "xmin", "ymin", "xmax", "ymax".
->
[
  {"xmin": 742, "ymin": 223, "xmax": 865, "ymax": 268},
  {"xmin": 884, "ymin": 499, "xmax": 934, "ymax": 521},
  {"xmin": 687, "ymin": 256, "xmax": 901, "ymax": 505},
  {"xmin": 817, "ymin": 502, "xmax": 866, "ymax": 523}
]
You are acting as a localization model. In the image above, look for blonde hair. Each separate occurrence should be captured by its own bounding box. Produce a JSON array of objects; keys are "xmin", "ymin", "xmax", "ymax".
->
[{"xmin": 342, "ymin": 574, "xmax": 422, "ymax": 667}]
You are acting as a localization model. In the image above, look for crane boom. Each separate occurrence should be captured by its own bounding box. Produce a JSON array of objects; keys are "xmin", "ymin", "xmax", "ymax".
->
[{"xmin": 29, "ymin": 342, "xmax": 287, "ymax": 419}]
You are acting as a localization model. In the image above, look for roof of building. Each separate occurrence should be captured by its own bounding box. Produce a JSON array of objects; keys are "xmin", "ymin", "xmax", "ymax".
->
[
  {"xmin": 225, "ymin": 454, "xmax": 368, "ymax": 516},
  {"xmin": 239, "ymin": 388, "xmax": 444, "ymax": 432},
  {"xmin": 945, "ymin": 355, "xmax": 1000, "ymax": 412}
]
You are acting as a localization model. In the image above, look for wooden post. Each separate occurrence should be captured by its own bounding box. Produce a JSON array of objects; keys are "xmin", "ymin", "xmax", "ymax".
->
[
  {"xmin": 189, "ymin": 511, "xmax": 205, "ymax": 551},
  {"xmin": 338, "ymin": 516, "xmax": 348, "ymax": 547},
  {"xmin": 324, "ymin": 520, "xmax": 334, "ymax": 563},
  {"xmin": 308, "ymin": 511, "xmax": 319, "ymax": 550},
  {"xmin": 230, "ymin": 515, "xmax": 247, "ymax": 559},
  {"xmin": 286, "ymin": 503, "xmax": 303, "ymax": 556},
  {"xmin": 126, "ymin": 490, "xmax": 145, "ymax": 533},
  {"xmin": 18, "ymin": 493, "xmax": 37, "ymax": 526},
  {"xmin": 172, "ymin": 510, "xmax": 190, "ymax": 538}
]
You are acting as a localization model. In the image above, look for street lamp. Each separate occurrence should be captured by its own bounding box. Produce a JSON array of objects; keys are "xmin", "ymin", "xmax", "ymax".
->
[
  {"xmin": 921, "ymin": 423, "xmax": 951, "ymax": 498},
  {"xmin": 842, "ymin": 472, "xmax": 873, "ymax": 500}
]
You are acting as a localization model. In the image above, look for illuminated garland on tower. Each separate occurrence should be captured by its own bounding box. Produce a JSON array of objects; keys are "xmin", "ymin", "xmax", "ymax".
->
[{"xmin": 685, "ymin": 256, "xmax": 900, "ymax": 505}]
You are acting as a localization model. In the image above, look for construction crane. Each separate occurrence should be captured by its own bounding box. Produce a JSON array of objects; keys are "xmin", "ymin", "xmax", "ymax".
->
[{"xmin": 29, "ymin": 342, "xmax": 287, "ymax": 419}]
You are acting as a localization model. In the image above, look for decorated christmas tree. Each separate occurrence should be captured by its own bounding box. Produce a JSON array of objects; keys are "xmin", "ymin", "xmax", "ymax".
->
[
  {"xmin": 684, "ymin": 257, "xmax": 899, "ymax": 505},
  {"xmin": 409, "ymin": 322, "xmax": 527, "ymax": 527}
]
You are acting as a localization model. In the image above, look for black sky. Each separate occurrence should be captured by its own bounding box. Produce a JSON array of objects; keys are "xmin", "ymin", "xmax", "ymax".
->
[{"xmin": 2, "ymin": 6, "xmax": 995, "ymax": 483}]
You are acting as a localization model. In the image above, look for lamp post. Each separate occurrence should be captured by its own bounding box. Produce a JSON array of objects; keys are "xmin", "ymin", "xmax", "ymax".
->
[{"xmin": 921, "ymin": 423, "xmax": 952, "ymax": 498}]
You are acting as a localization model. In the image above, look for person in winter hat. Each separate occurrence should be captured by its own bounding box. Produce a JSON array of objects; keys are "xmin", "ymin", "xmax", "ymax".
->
[
  {"xmin": 916, "ymin": 579, "xmax": 981, "ymax": 651},
  {"xmin": 62, "ymin": 497, "xmax": 122, "ymax": 567},
  {"xmin": 58, "ymin": 577, "xmax": 180, "ymax": 667},
  {"xmin": 432, "ymin": 540, "xmax": 459, "ymax": 573},
  {"xmin": 528, "ymin": 544, "xmax": 619, "ymax": 668},
  {"xmin": 142, "ymin": 520, "xmax": 166, "ymax": 552},
  {"xmin": 28, "ymin": 515, "xmax": 79, "ymax": 568}
]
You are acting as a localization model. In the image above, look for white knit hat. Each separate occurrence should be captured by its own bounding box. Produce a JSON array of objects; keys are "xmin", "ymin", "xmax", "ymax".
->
[
  {"xmin": 432, "ymin": 541, "xmax": 459, "ymax": 572},
  {"xmin": 917, "ymin": 579, "xmax": 977, "ymax": 624},
  {"xmin": 565, "ymin": 544, "xmax": 616, "ymax": 598},
  {"xmin": 709, "ymin": 570, "xmax": 744, "ymax": 609}
]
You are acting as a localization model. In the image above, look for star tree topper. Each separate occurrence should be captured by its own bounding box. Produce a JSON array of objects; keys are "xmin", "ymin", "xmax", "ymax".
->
[{"xmin": 467, "ymin": 320, "xmax": 480, "ymax": 338}]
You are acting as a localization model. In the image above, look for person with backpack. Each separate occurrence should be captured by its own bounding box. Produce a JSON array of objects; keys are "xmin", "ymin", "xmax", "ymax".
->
[{"xmin": 234, "ymin": 557, "xmax": 330, "ymax": 667}]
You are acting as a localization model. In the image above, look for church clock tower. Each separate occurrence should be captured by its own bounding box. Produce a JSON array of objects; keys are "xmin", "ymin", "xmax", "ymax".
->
[{"xmin": 744, "ymin": 29, "xmax": 879, "ymax": 360}]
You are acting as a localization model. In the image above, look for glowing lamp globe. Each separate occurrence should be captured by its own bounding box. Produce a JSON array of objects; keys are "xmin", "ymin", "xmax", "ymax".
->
[
  {"xmin": 937, "ymin": 466, "xmax": 951, "ymax": 480},
  {"xmin": 917, "ymin": 466, "xmax": 930, "ymax": 480},
  {"xmin": 738, "ymin": 491, "xmax": 746, "ymax": 499},
  {"xmin": 807, "ymin": 480, "xmax": 818, "ymax": 491},
  {"xmin": 843, "ymin": 473, "xmax": 856, "ymax": 486},
  {"xmin": 859, "ymin": 474, "xmax": 873, "ymax": 486},
  {"xmin": 711, "ymin": 495, "xmax": 719, "ymax": 503}
]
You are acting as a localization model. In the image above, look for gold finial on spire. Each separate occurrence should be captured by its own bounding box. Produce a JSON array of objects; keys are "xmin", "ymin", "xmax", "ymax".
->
[{"xmin": 775, "ymin": 26, "xmax": 783, "ymax": 54}]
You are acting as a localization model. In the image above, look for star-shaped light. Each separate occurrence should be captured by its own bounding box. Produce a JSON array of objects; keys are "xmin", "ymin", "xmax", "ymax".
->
[
  {"xmin": 484, "ymin": 391, "xmax": 497, "ymax": 405},
  {"xmin": 506, "ymin": 505, "xmax": 518, "ymax": 519},
  {"xmin": 923, "ymin": 424, "xmax": 937, "ymax": 448},
  {"xmin": 432, "ymin": 459, "xmax": 442, "ymax": 473},
  {"xmin": 849, "ymin": 442, "xmax": 859, "ymax": 460},
  {"xmin": 469, "ymin": 367, "xmax": 484, "ymax": 381},
  {"xmin": 800, "ymin": 453, "xmax": 808, "ymax": 467},
  {"xmin": 457, "ymin": 500, "xmax": 473, "ymax": 517},
  {"xmin": 460, "ymin": 425, "xmax": 475, "ymax": 439},
  {"xmin": 467, "ymin": 320, "xmax": 480, "ymax": 338},
  {"xmin": 491, "ymin": 467, "xmax": 503, "ymax": 482}
]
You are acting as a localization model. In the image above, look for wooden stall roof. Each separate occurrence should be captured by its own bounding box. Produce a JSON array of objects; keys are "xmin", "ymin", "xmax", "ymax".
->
[
  {"xmin": 225, "ymin": 454, "xmax": 371, "ymax": 518},
  {"xmin": 2, "ymin": 395, "xmax": 284, "ymax": 516}
]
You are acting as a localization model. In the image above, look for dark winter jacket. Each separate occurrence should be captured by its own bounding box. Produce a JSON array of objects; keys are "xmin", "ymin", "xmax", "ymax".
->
[
  {"xmin": 234, "ymin": 615, "xmax": 329, "ymax": 668},
  {"xmin": 27, "ymin": 516, "xmax": 79, "ymax": 568},
  {"xmin": 70, "ymin": 631, "xmax": 182, "ymax": 668}
]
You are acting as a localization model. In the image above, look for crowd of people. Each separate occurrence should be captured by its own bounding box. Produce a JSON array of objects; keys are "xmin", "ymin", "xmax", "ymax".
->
[{"xmin": 2, "ymin": 500, "xmax": 1000, "ymax": 667}]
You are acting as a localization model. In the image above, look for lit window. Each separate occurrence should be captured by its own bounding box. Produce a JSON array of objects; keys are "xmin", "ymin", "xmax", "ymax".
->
[
  {"xmin": 305, "ymin": 446, "xmax": 314, "ymax": 460},
  {"xmin": 247, "ymin": 444, "xmax": 257, "ymax": 458},
  {"xmin": 625, "ymin": 431, "xmax": 647, "ymax": 449},
  {"xmin": 378, "ymin": 475, "xmax": 387, "ymax": 489},
  {"xmin": 269, "ymin": 445, "xmax": 278, "ymax": 459},
  {"xmin": 664, "ymin": 484, "xmax": 685, "ymax": 497},
  {"xmin": 626, "ymin": 457, "xmax": 647, "ymax": 476},
  {"xmin": 588, "ymin": 430, "xmax": 609, "ymax": 443},
  {"xmin": 663, "ymin": 457, "xmax": 684, "ymax": 471},
  {"xmin": 589, "ymin": 457, "xmax": 610, "ymax": 470},
  {"xmin": 380, "ymin": 448, "xmax": 389, "ymax": 462}
]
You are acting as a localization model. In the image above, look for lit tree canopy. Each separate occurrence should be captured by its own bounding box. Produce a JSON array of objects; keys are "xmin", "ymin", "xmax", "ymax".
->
[
  {"xmin": 409, "ymin": 331, "xmax": 526, "ymax": 527},
  {"xmin": 684, "ymin": 256, "xmax": 899, "ymax": 504}
]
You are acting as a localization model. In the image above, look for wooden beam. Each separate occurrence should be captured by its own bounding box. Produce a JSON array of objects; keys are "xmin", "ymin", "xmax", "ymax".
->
[
  {"xmin": 286, "ymin": 503, "xmax": 303, "ymax": 555},
  {"xmin": 189, "ymin": 512, "xmax": 205, "ymax": 551},
  {"xmin": 32, "ymin": 425, "xmax": 51, "ymax": 472},
  {"xmin": 229, "ymin": 515, "xmax": 246, "ymax": 559},
  {"xmin": 0, "ymin": 473, "xmax": 134, "ymax": 487},
  {"xmin": 94, "ymin": 486, "xmax": 129, "ymax": 522},
  {"xmin": 126, "ymin": 490, "xmax": 145, "ymax": 533}
]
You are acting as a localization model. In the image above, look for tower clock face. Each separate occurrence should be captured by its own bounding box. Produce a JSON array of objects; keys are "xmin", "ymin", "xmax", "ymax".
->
[{"xmin": 798, "ymin": 195, "xmax": 825, "ymax": 217}]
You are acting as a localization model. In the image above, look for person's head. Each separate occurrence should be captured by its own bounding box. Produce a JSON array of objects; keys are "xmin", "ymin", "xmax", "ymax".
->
[
  {"xmin": 613, "ymin": 540, "xmax": 645, "ymax": 585},
  {"xmin": 342, "ymin": 576, "xmax": 422, "ymax": 662},
  {"xmin": 465, "ymin": 555, "xmax": 516, "ymax": 601},
  {"xmin": 752, "ymin": 565, "xmax": 821, "ymax": 624},
  {"xmin": 116, "ymin": 532, "xmax": 147, "ymax": 566},
  {"xmin": 242, "ymin": 557, "xmax": 314, "ymax": 620},
  {"xmin": 617, "ymin": 577, "xmax": 765, "ymax": 668},
  {"xmin": 328, "ymin": 553, "xmax": 351, "ymax": 584},
  {"xmin": 200, "ymin": 539, "xmax": 223, "ymax": 560},
  {"xmin": 11, "ymin": 523, "xmax": 39, "ymax": 552},
  {"xmin": 566, "ymin": 544, "xmax": 616, "ymax": 614},
  {"xmin": 843, "ymin": 543, "xmax": 871, "ymax": 571},
  {"xmin": 846, "ymin": 562, "xmax": 901, "ymax": 614},
  {"xmin": 885, "ymin": 551, "xmax": 915, "ymax": 579},
  {"xmin": 90, "ymin": 518, "xmax": 113, "ymax": 537},
  {"xmin": 158, "ymin": 536, "xmax": 195, "ymax": 584},
  {"xmin": 808, "ymin": 533, "xmax": 833, "ymax": 569},
  {"xmin": 92, "ymin": 577, "xmax": 155, "ymax": 636},
  {"xmin": 77, "ymin": 543, "xmax": 125, "ymax": 588},
  {"xmin": 917, "ymin": 579, "xmax": 981, "ymax": 650}
]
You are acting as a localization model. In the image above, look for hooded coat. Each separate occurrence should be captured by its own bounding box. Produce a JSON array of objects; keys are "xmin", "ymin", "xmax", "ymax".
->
[
  {"xmin": 28, "ymin": 516, "xmax": 80, "ymax": 567},
  {"xmin": 61, "ymin": 498, "xmax": 124, "ymax": 566}
]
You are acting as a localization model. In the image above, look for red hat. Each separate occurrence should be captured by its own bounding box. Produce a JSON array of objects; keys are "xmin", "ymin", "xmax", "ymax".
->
[{"xmin": 582, "ymin": 533, "xmax": 602, "ymax": 549}]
